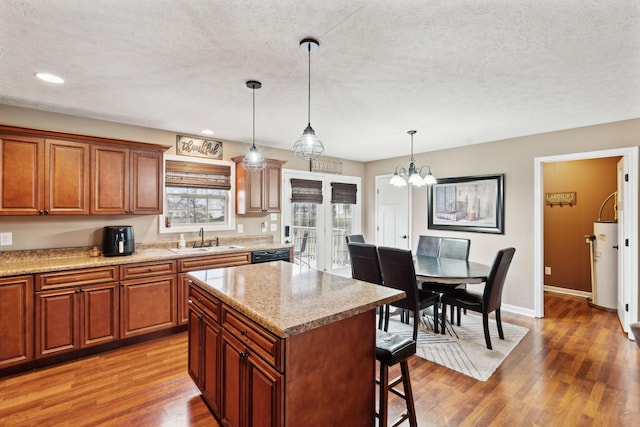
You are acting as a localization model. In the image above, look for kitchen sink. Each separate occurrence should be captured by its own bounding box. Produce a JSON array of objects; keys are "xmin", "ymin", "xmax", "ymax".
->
[{"xmin": 169, "ymin": 245, "xmax": 244, "ymax": 254}]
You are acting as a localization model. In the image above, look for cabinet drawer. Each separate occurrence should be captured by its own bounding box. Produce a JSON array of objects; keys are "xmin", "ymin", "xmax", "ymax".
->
[
  {"xmin": 178, "ymin": 252, "xmax": 250, "ymax": 272},
  {"xmin": 120, "ymin": 260, "xmax": 176, "ymax": 279},
  {"xmin": 36, "ymin": 266, "xmax": 118, "ymax": 291},
  {"xmin": 222, "ymin": 306, "xmax": 283, "ymax": 372},
  {"xmin": 189, "ymin": 284, "xmax": 220, "ymax": 324}
]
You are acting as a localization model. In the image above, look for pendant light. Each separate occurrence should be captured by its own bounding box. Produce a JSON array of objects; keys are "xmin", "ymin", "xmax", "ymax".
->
[
  {"xmin": 293, "ymin": 38, "xmax": 324, "ymax": 160},
  {"xmin": 390, "ymin": 130, "xmax": 437, "ymax": 187},
  {"xmin": 242, "ymin": 80, "xmax": 266, "ymax": 172}
]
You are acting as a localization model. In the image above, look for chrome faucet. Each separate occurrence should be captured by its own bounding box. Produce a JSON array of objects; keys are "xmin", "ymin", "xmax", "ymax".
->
[{"xmin": 195, "ymin": 227, "xmax": 204, "ymax": 248}]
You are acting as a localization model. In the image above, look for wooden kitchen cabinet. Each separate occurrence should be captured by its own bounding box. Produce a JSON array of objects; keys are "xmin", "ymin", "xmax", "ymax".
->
[
  {"xmin": 220, "ymin": 329, "xmax": 283, "ymax": 427},
  {"xmin": 119, "ymin": 260, "xmax": 177, "ymax": 338},
  {"xmin": 35, "ymin": 267, "xmax": 120, "ymax": 358},
  {"xmin": 178, "ymin": 252, "xmax": 251, "ymax": 325},
  {"xmin": 91, "ymin": 146, "xmax": 163, "ymax": 215},
  {"xmin": 0, "ymin": 276, "xmax": 33, "ymax": 368},
  {"xmin": 189, "ymin": 285, "xmax": 222, "ymax": 417},
  {"xmin": 0, "ymin": 134, "xmax": 89, "ymax": 215},
  {"xmin": 233, "ymin": 157, "xmax": 285, "ymax": 214}
]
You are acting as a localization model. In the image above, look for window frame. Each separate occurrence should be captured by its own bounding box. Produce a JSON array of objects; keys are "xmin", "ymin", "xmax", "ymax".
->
[{"xmin": 158, "ymin": 154, "xmax": 236, "ymax": 234}]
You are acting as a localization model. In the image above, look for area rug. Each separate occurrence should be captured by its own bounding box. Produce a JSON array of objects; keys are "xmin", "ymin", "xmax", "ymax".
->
[{"xmin": 382, "ymin": 311, "xmax": 528, "ymax": 381}]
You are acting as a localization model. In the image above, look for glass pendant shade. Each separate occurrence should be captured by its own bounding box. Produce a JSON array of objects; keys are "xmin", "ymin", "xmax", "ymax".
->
[
  {"xmin": 293, "ymin": 124, "xmax": 324, "ymax": 160},
  {"xmin": 390, "ymin": 130, "xmax": 437, "ymax": 187},
  {"xmin": 242, "ymin": 145, "xmax": 266, "ymax": 172},
  {"xmin": 294, "ymin": 38, "xmax": 324, "ymax": 161},
  {"xmin": 242, "ymin": 80, "xmax": 265, "ymax": 172}
]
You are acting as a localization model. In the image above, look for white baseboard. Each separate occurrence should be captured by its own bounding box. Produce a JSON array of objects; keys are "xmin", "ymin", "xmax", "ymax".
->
[
  {"xmin": 544, "ymin": 285, "xmax": 591, "ymax": 299},
  {"xmin": 502, "ymin": 303, "xmax": 536, "ymax": 318}
]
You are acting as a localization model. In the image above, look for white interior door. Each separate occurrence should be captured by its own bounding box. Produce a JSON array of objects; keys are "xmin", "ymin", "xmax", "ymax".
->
[
  {"xmin": 617, "ymin": 158, "xmax": 628, "ymax": 330},
  {"xmin": 375, "ymin": 175, "xmax": 410, "ymax": 249}
]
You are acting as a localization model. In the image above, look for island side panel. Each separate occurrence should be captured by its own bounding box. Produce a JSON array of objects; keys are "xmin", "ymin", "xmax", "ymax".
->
[{"xmin": 284, "ymin": 309, "xmax": 376, "ymax": 426}]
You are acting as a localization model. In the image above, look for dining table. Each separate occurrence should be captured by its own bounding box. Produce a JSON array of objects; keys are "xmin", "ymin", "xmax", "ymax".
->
[{"xmin": 414, "ymin": 255, "xmax": 490, "ymax": 284}]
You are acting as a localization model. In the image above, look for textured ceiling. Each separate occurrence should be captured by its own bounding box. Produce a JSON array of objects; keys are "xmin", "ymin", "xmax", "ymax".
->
[{"xmin": 1, "ymin": 1, "xmax": 639, "ymax": 162}]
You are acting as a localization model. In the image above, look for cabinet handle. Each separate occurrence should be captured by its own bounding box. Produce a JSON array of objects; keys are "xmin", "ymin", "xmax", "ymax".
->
[
  {"xmin": 198, "ymin": 315, "xmax": 203, "ymax": 321},
  {"xmin": 44, "ymin": 210, "xmax": 49, "ymax": 214},
  {"xmin": 187, "ymin": 280, "xmax": 194, "ymax": 285},
  {"xmin": 240, "ymin": 352, "xmax": 249, "ymax": 359},
  {"xmin": 198, "ymin": 298, "xmax": 204, "ymax": 303},
  {"xmin": 38, "ymin": 210, "xmax": 44, "ymax": 215},
  {"xmin": 241, "ymin": 329, "xmax": 248, "ymax": 336}
]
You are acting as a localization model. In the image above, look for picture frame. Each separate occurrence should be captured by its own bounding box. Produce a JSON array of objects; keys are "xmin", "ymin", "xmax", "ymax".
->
[{"xmin": 428, "ymin": 173, "xmax": 504, "ymax": 234}]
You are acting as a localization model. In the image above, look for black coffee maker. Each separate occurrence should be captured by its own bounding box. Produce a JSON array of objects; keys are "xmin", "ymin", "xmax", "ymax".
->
[{"xmin": 102, "ymin": 226, "xmax": 135, "ymax": 256}]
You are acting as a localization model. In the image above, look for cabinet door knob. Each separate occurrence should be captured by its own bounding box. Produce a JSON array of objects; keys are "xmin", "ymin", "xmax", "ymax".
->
[
  {"xmin": 241, "ymin": 329, "xmax": 248, "ymax": 336},
  {"xmin": 44, "ymin": 210, "xmax": 49, "ymax": 214},
  {"xmin": 240, "ymin": 352, "xmax": 249, "ymax": 359},
  {"xmin": 148, "ymin": 267, "xmax": 153, "ymax": 272},
  {"xmin": 38, "ymin": 210, "xmax": 44, "ymax": 215}
]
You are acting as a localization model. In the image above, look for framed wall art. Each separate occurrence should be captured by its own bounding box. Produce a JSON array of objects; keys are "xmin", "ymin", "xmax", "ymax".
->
[{"xmin": 428, "ymin": 173, "xmax": 504, "ymax": 234}]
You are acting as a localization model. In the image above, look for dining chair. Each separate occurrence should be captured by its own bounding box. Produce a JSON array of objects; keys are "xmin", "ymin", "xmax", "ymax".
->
[
  {"xmin": 294, "ymin": 229, "xmax": 309, "ymax": 267},
  {"xmin": 378, "ymin": 246, "xmax": 440, "ymax": 339},
  {"xmin": 440, "ymin": 247, "xmax": 516, "ymax": 349},
  {"xmin": 422, "ymin": 237, "xmax": 471, "ymax": 325},
  {"xmin": 416, "ymin": 235, "xmax": 441, "ymax": 257},
  {"xmin": 347, "ymin": 242, "xmax": 385, "ymax": 329},
  {"xmin": 345, "ymin": 234, "xmax": 365, "ymax": 244}
]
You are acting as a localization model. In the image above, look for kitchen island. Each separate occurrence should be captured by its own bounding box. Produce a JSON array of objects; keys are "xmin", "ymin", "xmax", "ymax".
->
[{"xmin": 187, "ymin": 261, "xmax": 404, "ymax": 427}]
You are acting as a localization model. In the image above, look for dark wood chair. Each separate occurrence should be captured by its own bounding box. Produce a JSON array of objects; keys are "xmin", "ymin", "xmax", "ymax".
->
[
  {"xmin": 378, "ymin": 246, "xmax": 440, "ymax": 339},
  {"xmin": 345, "ymin": 234, "xmax": 365, "ymax": 244},
  {"xmin": 440, "ymin": 247, "xmax": 516, "ymax": 349},
  {"xmin": 347, "ymin": 242, "xmax": 384, "ymax": 329}
]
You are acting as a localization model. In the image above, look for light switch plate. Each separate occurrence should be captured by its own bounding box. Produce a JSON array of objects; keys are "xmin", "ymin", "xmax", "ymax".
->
[
  {"xmin": 544, "ymin": 266, "xmax": 551, "ymax": 275},
  {"xmin": 0, "ymin": 232, "xmax": 12, "ymax": 246},
  {"xmin": 270, "ymin": 223, "xmax": 277, "ymax": 231}
]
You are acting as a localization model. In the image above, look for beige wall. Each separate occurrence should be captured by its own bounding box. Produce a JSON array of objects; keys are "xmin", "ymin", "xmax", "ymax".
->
[
  {"xmin": 0, "ymin": 104, "xmax": 364, "ymax": 250},
  {"xmin": 364, "ymin": 118, "xmax": 640, "ymax": 312}
]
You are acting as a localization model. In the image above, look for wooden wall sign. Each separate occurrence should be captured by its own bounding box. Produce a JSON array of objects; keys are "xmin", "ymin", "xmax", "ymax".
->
[
  {"xmin": 545, "ymin": 192, "xmax": 576, "ymax": 207},
  {"xmin": 176, "ymin": 135, "xmax": 223, "ymax": 159},
  {"xmin": 310, "ymin": 159, "xmax": 342, "ymax": 174}
]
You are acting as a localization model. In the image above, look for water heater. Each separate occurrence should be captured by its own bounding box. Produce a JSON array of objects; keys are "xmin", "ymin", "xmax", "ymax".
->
[{"xmin": 590, "ymin": 221, "xmax": 618, "ymax": 311}]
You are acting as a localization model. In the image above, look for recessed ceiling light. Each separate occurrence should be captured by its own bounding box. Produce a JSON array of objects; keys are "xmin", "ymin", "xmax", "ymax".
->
[
  {"xmin": 35, "ymin": 72, "xmax": 64, "ymax": 84},
  {"xmin": 201, "ymin": 129, "xmax": 215, "ymax": 135}
]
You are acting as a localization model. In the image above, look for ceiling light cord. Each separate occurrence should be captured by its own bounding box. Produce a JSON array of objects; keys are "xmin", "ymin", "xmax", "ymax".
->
[{"xmin": 307, "ymin": 42, "xmax": 311, "ymax": 126}]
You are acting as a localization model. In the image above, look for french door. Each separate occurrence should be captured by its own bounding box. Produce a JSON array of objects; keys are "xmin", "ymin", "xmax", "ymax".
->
[{"xmin": 282, "ymin": 170, "xmax": 361, "ymax": 277}]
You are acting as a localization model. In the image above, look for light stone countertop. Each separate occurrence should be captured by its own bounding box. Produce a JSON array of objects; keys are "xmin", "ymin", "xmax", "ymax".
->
[
  {"xmin": 187, "ymin": 261, "xmax": 404, "ymax": 338},
  {"xmin": 0, "ymin": 239, "xmax": 291, "ymax": 278}
]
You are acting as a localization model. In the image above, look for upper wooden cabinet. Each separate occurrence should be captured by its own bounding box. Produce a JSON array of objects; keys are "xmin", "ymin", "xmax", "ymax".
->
[
  {"xmin": 232, "ymin": 157, "xmax": 285, "ymax": 215},
  {"xmin": 91, "ymin": 146, "xmax": 162, "ymax": 215},
  {"xmin": 0, "ymin": 126, "xmax": 166, "ymax": 216},
  {"xmin": 0, "ymin": 135, "xmax": 89, "ymax": 215}
]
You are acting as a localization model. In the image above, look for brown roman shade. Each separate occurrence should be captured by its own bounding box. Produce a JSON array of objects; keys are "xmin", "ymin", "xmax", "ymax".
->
[
  {"xmin": 165, "ymin": 160, "xmax": 231, "ymax": 190},
  {"xmin": 290, "ymin": 178, "xmax": 323, "ymax": 203},
  {"xmin": 331, "ymin": 182, "xmax": 357, "ymax": 204}
]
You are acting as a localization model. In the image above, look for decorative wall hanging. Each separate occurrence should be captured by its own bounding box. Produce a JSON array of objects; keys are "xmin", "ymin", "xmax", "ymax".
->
[
  {"xmin": 545, "ymin": 192, "xmax": 576, "ymax": 207},
  {"xmin": 176, "ymin": 135, "xmax": 223, "ymax": 160},
  {"xmin": 428, "ymin": 173, "xmax": 504, "ymax": 234}
]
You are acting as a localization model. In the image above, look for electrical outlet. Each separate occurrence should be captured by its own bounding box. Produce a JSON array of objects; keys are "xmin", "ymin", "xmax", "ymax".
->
[
  {"xmin": 545, "ymin": 266, "xmax": 551, "ymax": 275},
  {"xmin": 0, "ymin": 232, "xmax": 12, "ymax": 246},
  {"xmin": 270, "ymin": 223, "xmax": 277, "ymax": 231},
  {"xmin": 237, "ymin": 224, "xmax": 243, "ymax": 233}
]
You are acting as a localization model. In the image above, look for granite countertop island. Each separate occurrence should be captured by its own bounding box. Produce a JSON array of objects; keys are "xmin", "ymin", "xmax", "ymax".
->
[
  {"xmin": 187, "ymin": 260, "xmax": 404, "ymax": 337},
  {"xmin": 186, "ymin": 261, "xmax": 404, "ymax": 426}
]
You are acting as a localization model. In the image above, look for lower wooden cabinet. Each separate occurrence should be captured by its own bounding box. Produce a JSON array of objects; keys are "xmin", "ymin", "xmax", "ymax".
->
[
  {"xmin": 189, "ymin": 302, "xmax": 221, "ymax": 417},
  {"xmin": 220, "ymin": 330, "xmax": 283, "ymax": 427},
  {"xmin": 120, "ymin": 276, "xmax": 177, "ymax": 338},
  {"xmin": 35, "ymin": 282, "xmax": 119, "ymax": 358},
  {"xmin": 0, "ymin": 276, "xmax": 33, "ymax": 368}
]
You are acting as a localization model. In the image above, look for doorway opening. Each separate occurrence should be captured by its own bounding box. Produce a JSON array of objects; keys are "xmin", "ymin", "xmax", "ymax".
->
[{"xmin": 534, "ymin": 147, "xmax": 638, "ymax": 339}]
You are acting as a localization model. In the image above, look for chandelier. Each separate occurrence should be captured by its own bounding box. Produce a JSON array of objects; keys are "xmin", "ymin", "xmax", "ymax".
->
[
  {"xmin": 293, "ymin": 38, "xmax": 324, "ymax": 161},
  {"xmin": 390, "ymin": 130, "xmax": 437, "ymax": 187},
  {"xmin": 242, "ymin": 80, "xmax": 266, "ymax": 172}
]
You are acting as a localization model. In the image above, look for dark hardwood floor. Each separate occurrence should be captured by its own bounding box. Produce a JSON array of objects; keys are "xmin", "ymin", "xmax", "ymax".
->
[{"xmin": 0, "ymin": 292, "xmax": 638, "ymax": 426}]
